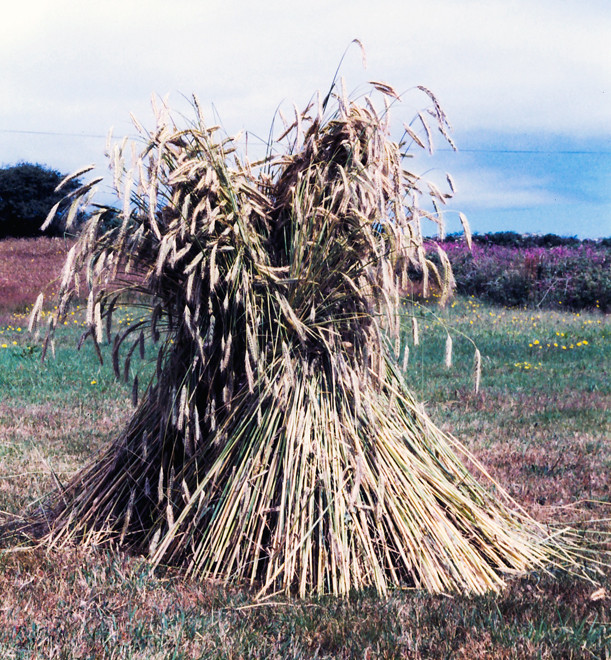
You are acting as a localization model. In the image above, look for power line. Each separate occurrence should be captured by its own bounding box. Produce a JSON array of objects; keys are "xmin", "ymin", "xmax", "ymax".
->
[
  {"xmin": 2, "ymin": 128, "xmax": 611, "ymax": 155},
  {"xmin": 438, "ymin": 148, "xmax": 611, "ymax": 155},
  {"xmin": 0, "ymin": 128, "xmax": 109, "ymax": 138}
]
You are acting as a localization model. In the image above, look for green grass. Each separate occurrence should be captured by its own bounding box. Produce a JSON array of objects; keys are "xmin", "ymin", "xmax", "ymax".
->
[
  {"xmin": 404, "ymin": 296, "xmax": 608, "ymax": 397},
  {"xmin": 0, "ymin": 297, "xmax": 609, "ymax": 658},
  {"xmin": 400, "ymin": 297, "xmax": 610, "ymax": 524},
  {"xmin": 403, "ymin": 296, "xmax": 609, "ymax": 441},
  {"xmin": 0, "ymin": 304, "xmax": 149, "ymax": 520},
  {"xmin": 0, "ymin": 304, "xmax": 153, "ymax": 405}
]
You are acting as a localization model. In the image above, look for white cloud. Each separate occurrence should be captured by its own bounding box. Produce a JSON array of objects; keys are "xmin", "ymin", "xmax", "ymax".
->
[
  {"xmin": 2, "ymin": 0, "xmax": 609, "ymax": 139},
  {"xmin": 449, "ymin": 167, "xmax": 562, "ymax": 210},
  {"xmin": 1, "ymin": 0, "xmax": 609, "ymax": 240}
]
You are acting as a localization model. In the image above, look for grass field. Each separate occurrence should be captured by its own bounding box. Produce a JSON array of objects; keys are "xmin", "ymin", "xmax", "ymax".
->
[{"xmin": 0, "ymin": 242, "xmax": 609, "ymax": 658}]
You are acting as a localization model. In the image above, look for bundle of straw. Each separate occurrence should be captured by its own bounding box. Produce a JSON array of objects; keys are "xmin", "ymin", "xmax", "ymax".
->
[{"xmin": 33, "ymin": 82, "xmax": 570, "ymax": 597}]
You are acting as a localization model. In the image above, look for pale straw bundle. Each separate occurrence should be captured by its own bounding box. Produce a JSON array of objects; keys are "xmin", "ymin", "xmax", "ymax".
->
[{"xmin": 33, "ymin": 81, "xmax": 577, "ymax": 598}]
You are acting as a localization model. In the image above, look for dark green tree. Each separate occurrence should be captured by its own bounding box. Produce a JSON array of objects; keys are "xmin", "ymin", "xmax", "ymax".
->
[{"xmin": 0, "ymin": 162, "xmax": 83, "ymax": 238}]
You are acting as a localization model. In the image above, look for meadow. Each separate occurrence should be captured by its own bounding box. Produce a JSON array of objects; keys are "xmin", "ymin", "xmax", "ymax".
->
[{"xmin": 0, "ymin": 238, "xmax": 609, "ymax": 658}]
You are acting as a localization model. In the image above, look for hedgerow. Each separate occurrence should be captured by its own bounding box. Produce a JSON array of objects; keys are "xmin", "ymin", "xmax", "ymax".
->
[{"xmin": 430, "ymin": 236, "xmax": 610, "ymax": 311}]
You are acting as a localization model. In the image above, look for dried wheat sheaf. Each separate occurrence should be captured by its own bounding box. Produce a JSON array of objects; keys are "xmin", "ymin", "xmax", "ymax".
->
[{"xmin": 32, "ymin": 81, "xmax": 579, "ymax": 598}]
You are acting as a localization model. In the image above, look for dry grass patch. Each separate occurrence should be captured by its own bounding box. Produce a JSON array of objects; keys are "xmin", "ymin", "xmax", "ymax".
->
[
  {"xmin": 0, "ymin": 545, "xmax": 608, "ymax": 658},
  {"xmin": 0, "ymin": 400, "xmax": 130, "ymax": 518},
  {"xmin": 425, "ymin": 389, "xmax": 611, "ymax": 536},
  {"xmin": 0, "ymin": 547, "xmax": 219, "ymax": 658}
]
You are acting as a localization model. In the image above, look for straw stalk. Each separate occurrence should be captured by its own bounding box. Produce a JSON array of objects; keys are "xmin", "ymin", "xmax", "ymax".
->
[{"xmin": 32, "ymin": 81, "xmax": 575, "ymax": 598}]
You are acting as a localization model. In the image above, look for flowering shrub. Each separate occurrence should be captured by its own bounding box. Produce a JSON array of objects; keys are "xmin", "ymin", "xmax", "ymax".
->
[{"xmin": 434, "ymin": 239, "xmax": 610, "ymax": 311}]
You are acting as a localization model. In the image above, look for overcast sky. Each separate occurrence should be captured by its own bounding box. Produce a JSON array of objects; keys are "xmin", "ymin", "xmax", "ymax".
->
[{"xmin": 1, "ymin": 0, "xmax": 610, "ymax": 237}]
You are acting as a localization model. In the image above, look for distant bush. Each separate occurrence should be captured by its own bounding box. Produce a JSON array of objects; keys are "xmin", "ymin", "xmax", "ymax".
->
[
  {"xmin": 442, "ymin": 231, "xmax": 583, "ymax": 249},
  {"xmin": 431, "ymin": 238, "xmax": 610, "ymax": 311},
  {"xmin": 0, "ymin": 162, "xmax": 84, "ymax": 239}
]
